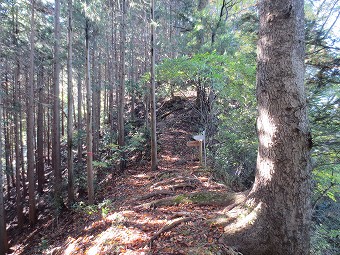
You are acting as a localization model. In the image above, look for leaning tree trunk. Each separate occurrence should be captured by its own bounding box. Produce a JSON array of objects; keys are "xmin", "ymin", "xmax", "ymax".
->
[{"xmin": 224, "ymin": 1, "xmax": 312, "ymax": 254}]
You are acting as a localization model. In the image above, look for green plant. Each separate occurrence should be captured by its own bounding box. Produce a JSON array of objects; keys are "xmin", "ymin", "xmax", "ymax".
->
[{"xmin": 98, "ymin": 199, "xmax": 114, "ymax": 217}]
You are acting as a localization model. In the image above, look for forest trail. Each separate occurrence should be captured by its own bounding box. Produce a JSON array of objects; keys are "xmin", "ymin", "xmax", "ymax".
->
[{"xmin": 9, "ymin": 97, "xmax": 244, "ymax": 255}]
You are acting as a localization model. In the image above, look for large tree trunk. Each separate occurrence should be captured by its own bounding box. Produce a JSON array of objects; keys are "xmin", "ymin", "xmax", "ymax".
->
[
  {"xmin": 224, "ymin": 1, "xmax": 312, "ymax": 254},
  {"xmin": 150, "ymin": 0, "xmax": 157, "ymax": 171},
  {"xmin": 27, "ymin": 0, "xmax": 36, "ymax": 226}
]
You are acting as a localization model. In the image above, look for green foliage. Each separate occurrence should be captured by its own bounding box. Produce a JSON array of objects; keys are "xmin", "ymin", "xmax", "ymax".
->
[
  {"xmin": 39, "ymin": 238, "xmax": 49, "ymax": 252},
  {"xmin": 72, "ymin": 201, "xmax": 98, "ymax": 215},
  {"xmin": 213, "ymin": 102, "xmax": 257, "ymax": 190},
  {"xmin": 72, "ymin": 199, "xmax": 114, "ymax": 218},
  {"xmin": 98, "ymin": 199, "xmax": 114, "ymax": 218},
  {"xmin": 304, "ymin": 1, "xmax": 340, "ymax": 253}
]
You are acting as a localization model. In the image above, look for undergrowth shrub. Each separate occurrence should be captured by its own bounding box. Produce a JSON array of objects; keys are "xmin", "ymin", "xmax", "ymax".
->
[{"xmin": 212, "ymin": 104, "xmax": 257, "ymax": 191}]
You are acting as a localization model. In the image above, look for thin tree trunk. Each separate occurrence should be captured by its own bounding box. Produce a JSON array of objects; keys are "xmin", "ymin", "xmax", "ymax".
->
[
  {"xmin": 0, "ymin": 92, "xmax": 8, "ymax": 255},
  {"xmin": 85, "ymin": 2, "xmax": 94, "ymax": 204},
  {"xmin": 52, "ymin": 0, "xmax": 63, "ymax": 213},
  {"xmin": 37, "ymin": 66, "xmax": 45, "ymax": 194},
  {"xmin": 117, "ymin": 0, "xmax": 126, "ymax": 171},
  {"xmin": 77, "ymin": 74, "xmax": 82, "ymax": 168},
  {"xmin": 4, "ymin": 108, "xmax": 12, "ymax": 200},
  {"xmin": 19, "ymin": 79, "xmax": 26, "ymax": 198},
  {"xmin": 67, "ymin": 0, "xmax": 74, "ymax": 205},
  {"xmin": 47, "ymin": 79, "xmax": 51, "ymax": 166},
  {"xmin": 61, "ymin": 68, "xmax": 64, "ymax": 137},
  {"xmin": 150, "ymin": 0, "xmax": 157, "ymax": 171},
  {"xmin": 27, "ymin": 0, "xmax": 36, "ymax": 226},
  {"xmin": 14, "ymin": 57, "xmax": 23, "ymax": 228}
]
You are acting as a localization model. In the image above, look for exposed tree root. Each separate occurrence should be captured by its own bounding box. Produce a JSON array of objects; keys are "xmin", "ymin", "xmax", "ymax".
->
[
  {"xmin": 150, "ymin": 176, "xmax": 200, "ymax": 190},
  {"xmin": 169, "ymin": 183, "xmax": 197, "ymax": 190},
  {"xmin": 136, "ymin": 191, "xmax": 241, "ymax": 209},
  {"xmin": 136, "ymin": 190, "xmax": 174, "ymax": 201},
  {"xmin": 169, "ymin": 211, "xmax": 193, "ymax": 219},
  {"xmin": 135, "ymin": 196, "xmax": 178, "ymax": 209},
  {"xmin": 149, "ymin": 217, "xmax": 193, "ymax": 245}
]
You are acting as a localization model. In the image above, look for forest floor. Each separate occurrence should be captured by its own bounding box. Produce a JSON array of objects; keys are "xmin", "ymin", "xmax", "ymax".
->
[{"xmin": 7, "ymin": 97, "xmax": 245, "ymax": 255}]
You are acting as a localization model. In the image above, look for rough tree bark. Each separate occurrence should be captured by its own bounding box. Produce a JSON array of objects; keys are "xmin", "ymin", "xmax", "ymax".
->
[{"xmin": 224, "ymin": 1, "xmax": 312, "ymax": 254}]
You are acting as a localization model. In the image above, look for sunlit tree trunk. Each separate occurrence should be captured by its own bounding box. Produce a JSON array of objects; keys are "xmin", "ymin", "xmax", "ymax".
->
[
  {"xmin": 225, "ymin": 1, "xmax": 312, "ymax": 254},
  {"xmin": 27, "ymin": 0, "xmax": 37, "ymax": 226},
  {"xmin": 67, "ymin": 0, "xmax": 75, "ymax": 205},
  {"xmin": 150, "ymin": 0, "xmax": 157, "ymax": 171}
]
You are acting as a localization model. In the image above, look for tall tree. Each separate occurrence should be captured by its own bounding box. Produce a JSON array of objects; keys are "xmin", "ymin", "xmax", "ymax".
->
[
  {"xmin": 27, "ymin": 0, "xmax": 37, "ymax": 226},
  {"xmin": 117, "ymin": 0, "xmax": 126, "ymax": 171},
  {"xmin": 52, "ymin": 0, "xmax": 63, "ymax": 212},
  {"xmin": 150, "ymin": 0, "xmax": 157, "ymax": 171},
  {"xmin": 85, "ymin": 0, "xmax": 94, "ymax": 204},
  {"xmin": 67, "ymin": 0, "xmax": 75, "ymax": 205},
  {"xmin": 13, "ymin": 26, "xmax": 24, "ymax": 227},
  {"xmin": 225, "ymin": 0, "xmax": 312, "ymax": 254},
  {"xmin": 37, "ymin": 66, "xmax": 45, "ymax": 195},
  {"xmin": 0, "ymin": 90, "xmax": 8, "ymax": 255}
]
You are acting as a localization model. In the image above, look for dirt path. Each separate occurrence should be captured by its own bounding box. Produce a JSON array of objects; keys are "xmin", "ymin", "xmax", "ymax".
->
[{"xmin": 8, "ymin": 98, "xmax": 243, "ymax": 255}]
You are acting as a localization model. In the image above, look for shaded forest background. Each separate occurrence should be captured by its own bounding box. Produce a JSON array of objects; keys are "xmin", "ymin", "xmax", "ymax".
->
[{"xmin": 0, "ymin": 0, "xmax": 339, "ymax": 254}]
